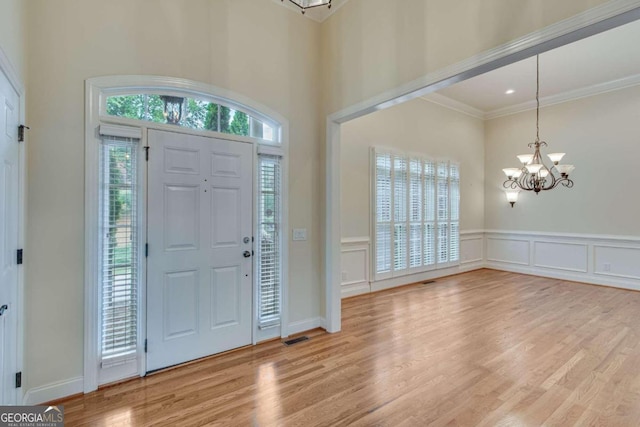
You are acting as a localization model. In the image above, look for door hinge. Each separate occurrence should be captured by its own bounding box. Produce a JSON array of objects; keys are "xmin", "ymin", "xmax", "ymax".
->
[
  {"xmin": 18, "ymin": 125, "xmax": 29, "ymax": 142},
  {"xmin": 144, "ymin": 339, "xmax": 148, "ymax": 353},
  {"xmin": 16, "ymin": 249, "xmax": 23, "ymax": 265},
  {"xmin": 144, "ymin": 146, "xmax": 150, "ymax": 161},
  {"xmin": 15, "ymin": 372, "xmax": 21, "ymax": 388},
  {"xmin": 145, "ymin": 243, "xmax": 149, "ymax": 258}
]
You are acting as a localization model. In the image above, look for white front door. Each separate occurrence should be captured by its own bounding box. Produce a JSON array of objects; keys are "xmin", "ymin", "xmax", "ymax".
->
[
  {"xmin": 0, "ymin": 69, "xmax": 20, "ymax": 404},
  {"xmin": 146, "ymin": 129, "xmax": 253, "ymax": 371}
]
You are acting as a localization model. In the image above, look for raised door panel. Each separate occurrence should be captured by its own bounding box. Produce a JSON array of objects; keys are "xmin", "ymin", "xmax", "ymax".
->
[
  {"xmin": 211, "ymin": 152, "xmax": 241, "ymax": 178},
  {"xmin": 210, "ymin": 266, "xmax": 240, "ymax": 328},
  {"xmin": 210, "ymin": 186, "xmax": 241, "ymax": 248},
  {"xmin": 163, "ymin": 270, "xmax": 199, "ymax": 340},
  {"xmin": 164, "ymin": 147, "xmax": 200, "ymax": 175},
  {"xmin": 164, "ymin": 185, "xmax": 200, "ymax": 251}
]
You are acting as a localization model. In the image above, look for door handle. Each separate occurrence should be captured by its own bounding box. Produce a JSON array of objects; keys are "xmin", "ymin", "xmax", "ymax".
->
[
  {"xmin": 243, "ymin": 251, "xmax": 252, "ymax": 258},
  {"xmin": 0, "ymin": 305, "xmax": 8, "ymax": 316}
]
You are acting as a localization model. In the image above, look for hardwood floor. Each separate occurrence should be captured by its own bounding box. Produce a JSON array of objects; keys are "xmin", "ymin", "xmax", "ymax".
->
[{"xmin": 61, "ymin": 269, "xmax": 640, "ymax": 426}]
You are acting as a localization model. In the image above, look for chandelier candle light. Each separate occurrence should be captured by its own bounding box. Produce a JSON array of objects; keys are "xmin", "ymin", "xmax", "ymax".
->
[
  {"xmin": 502, "ymin": 55, "xmax": 575, "ymax": 207},
  {"xmin": 282, "ymin": 0, "xmax": 331, "ymax": 14}
]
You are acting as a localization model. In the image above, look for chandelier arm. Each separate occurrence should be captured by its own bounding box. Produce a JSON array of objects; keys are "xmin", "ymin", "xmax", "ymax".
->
[
  {"xmin": 549, "ymin": 177, "xmax": 574, "ymax": 190},
  {"xmin": 503, "ymin": 180, "xmax": 519, "ymax": 190}
]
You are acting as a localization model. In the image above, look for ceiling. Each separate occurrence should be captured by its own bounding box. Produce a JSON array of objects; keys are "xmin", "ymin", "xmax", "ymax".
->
[
  {"xmin": 277, "ymin": 0, "xmax": 349, "ymax": 22},
  {"xmin": 431, "ymin": 19, "xmax": 640, "ymax": 118}
]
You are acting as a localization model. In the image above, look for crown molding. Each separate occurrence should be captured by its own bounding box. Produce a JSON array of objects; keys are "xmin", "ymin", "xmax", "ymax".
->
[
  {"xmin": 485, "ymin": 72, "xmax": 640, "ymax": 119},
  {"xmin": 423, "ymin": 72, "xmax": 640, "ymax": 121},
  {"xmin": 419, "ymin": 93, "xmax": 485, "ymax": 119}
]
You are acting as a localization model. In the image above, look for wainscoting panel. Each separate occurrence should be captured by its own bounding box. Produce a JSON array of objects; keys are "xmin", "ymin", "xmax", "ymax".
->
[
  {"xmin": 341, "ymin": 231, "xmax": 640, "ymax": 296},
  {"xmin": 341, "ymin": 232, "xmax": 485, "ymax": 298},
  {"xmin": 486, "ymin": 237, "xmax": 530, "ymax": 265},
  {"xmin": 485, "ymin": 230, "xmax": 640, "ymax": 292},
  {"xmin": 533, "ymin": 241, "xmax": 588, "ymax": 273},
  {"xmin": 461, "ymin": 231, "xmax": 484, "ymax": 264},
  {"xmin": 341, "ymin": 238, "xmax": 371, "ymax": 298},
  {"xmin": 594, "ymin": 245, "xmax": 640, "ymax": 280}
]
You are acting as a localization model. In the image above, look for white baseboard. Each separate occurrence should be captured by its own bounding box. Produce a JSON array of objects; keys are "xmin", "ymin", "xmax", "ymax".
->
[
  {"xmin": 371, "ymin": 262, "xmax": 484, "ymax": 293},
  {"xmin": 340, "ymin": 230, "xmax": 640, "ymax": 296},
  {"xmin": 287, "ymin": 317, "xmax": 325, "ymax": 336},
  {"xmin": 485, "ymin": 262, "xmax": 640, "ymax": 292},
  {"xmin": 341, "ymin": 282, "xmax": 371, "ymax": 298},
  {"xmin": 484, "ymin": 230, "xmax": 640, "ymax": 292},
  {"xmin": 23, "ymin": 318, "xmax": 328, "ymax": 405},
  {"xmin": 23, "ymin": 376, "xmax": 84, "ymax": 405}
]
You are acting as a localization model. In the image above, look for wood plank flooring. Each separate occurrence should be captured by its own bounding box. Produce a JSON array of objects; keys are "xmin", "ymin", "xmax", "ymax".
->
[{"xmin": 60, "ymin": 269, "xmax": 640, "ymax": 426}]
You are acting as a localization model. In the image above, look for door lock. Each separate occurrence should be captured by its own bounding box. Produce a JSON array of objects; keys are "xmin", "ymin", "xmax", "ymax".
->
[
  {"xmin": 243, "ymin": 251, "xmax": 251, "ymax": 258},
  {"xmin": 243, "ymin": 237, "xmax": 251, "ymax": 244}
]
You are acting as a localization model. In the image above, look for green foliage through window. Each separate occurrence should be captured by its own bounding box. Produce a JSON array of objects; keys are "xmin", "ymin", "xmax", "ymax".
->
[{"xmin": 106, "ymin": 94, "xmax": 277, "ymax": 142}]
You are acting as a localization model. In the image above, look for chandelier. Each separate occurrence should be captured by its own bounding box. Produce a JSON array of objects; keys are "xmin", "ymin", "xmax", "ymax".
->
[
  {"xmin": 282, "ymin": 0, "xmax": 331, "ymax": 14},
  {"xmin": 502, "ymin": 55, "xmax": 575, "ymax": 207}
]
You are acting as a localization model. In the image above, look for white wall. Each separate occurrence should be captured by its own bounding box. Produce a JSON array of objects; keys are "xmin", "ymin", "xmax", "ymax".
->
[
  {"xmin": 482, "ymin": 85, "xmax": 640, "ymax": 292},
  {"xmin": 341, "ymin": 98, "xmax": 485, "ymax": 238},
  {"xmin": 321, "ymin": 0, "xmax": 611, "ymax": 115},
  {"xmin": 24, "ymin": 0, "xmax": 322, "ymax": 397},
  {"xmin": 485, "ymin": 86, "xmax": 640, "ymax": 236},
  {"xmin": 339, "ymin": 98, "xmax": 485, "ymax": 296},
  {"xmin": 0, "ymin": 0, "xmax": 27, "ymax": 84}
]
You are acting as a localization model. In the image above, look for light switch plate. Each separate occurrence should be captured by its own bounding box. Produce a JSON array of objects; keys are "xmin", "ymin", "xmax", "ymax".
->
[{"xmin": 292, "ymin": 228, "xmax": 307, "ymax": 241}]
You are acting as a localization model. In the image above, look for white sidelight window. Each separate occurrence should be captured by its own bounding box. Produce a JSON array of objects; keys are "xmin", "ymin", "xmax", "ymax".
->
[
  {"xmin": 373, "ymin": 148, "xmax": 459, "ymax": 280},
  {"xmin": 98, "ymin": 131, "xmax": 141, "ymax": 373},
  {"xmin": 257, "ymin": 154, "xmax": 282, "ymax": 328}
]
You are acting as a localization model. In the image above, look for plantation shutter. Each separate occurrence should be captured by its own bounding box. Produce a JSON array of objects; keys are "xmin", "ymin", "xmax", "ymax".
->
[
  {"xmin": 424, "ymin": 160, "xmax": 436, "ymax": 267},
  {"xmin": 373, "ymin": 148, "xmax": 460, "ymax": 280},
  {"xmin": 437, "ymin": 162, "xmax": 450, "ymax": 264},
  {"xmin": 393, "ymin": 155, "xmax": 408, "ymax": 271},
  {"xmin": 99, "ymin": 134, "xmax": 139, "ymax": 361},
  {"xmin": 408, "ymin": 159, "xmax": 423, "ymax": 269},
  {"xmin": 258, "ymin": 154, "xmax": 282, "ymax": 327},
  {"xmin": 450, "ymin": 164, "xmax": 460, "ymax": 262},
  {"xmin": 375, "ymin": 152, "xmax": 392, "ymax": 274}
]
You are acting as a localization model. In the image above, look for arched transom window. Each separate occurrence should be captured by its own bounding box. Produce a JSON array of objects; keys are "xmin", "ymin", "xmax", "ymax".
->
[{"xmin": 105, "ymin": 93, "xmax": 280, "ymax": 142}]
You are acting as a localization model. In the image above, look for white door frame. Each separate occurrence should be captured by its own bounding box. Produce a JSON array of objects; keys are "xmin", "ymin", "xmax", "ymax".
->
[
  {"xmin": 324, "ymin": 0, "xmax": 640, "ymax": 333},
  {"xmin": 84, "ymin": 76, "xmax": 290, "ymax": 393},
  {"xmin": 0, "ymin": 46, "xmax": 25, "ymax": 404}
]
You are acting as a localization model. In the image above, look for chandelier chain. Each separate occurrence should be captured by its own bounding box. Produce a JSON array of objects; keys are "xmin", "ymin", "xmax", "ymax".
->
[{"xmin": 536, "ymin": 55, "xmax": 540, "ymax": 142}]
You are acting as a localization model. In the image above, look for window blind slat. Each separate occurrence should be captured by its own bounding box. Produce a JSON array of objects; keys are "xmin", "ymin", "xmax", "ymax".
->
[
  {"xmin": 100, "ymin": 136, "xmax": 139, "ymax": 360},
  {"xmin": 258, "ymin": 155, "xmax": 282, "ymax": 327}
]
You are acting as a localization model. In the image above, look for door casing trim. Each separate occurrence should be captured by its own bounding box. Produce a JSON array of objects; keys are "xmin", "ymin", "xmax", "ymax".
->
[
  {"xmin": 0, "ymin": 45, "xmax": 25, "ymax": 405},
  {"xmin": 84, "ymin": 76, "xmax": 290, "ymax": 393}
]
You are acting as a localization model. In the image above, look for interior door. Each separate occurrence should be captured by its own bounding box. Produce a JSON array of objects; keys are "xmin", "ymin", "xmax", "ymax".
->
[
  {"xmin": 146, "ymin": 129, "xmax": 253, "ymax": 371},
  {"xmin": 0, "ymin": 69, "xmax": 20, "ymax": 404}
]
